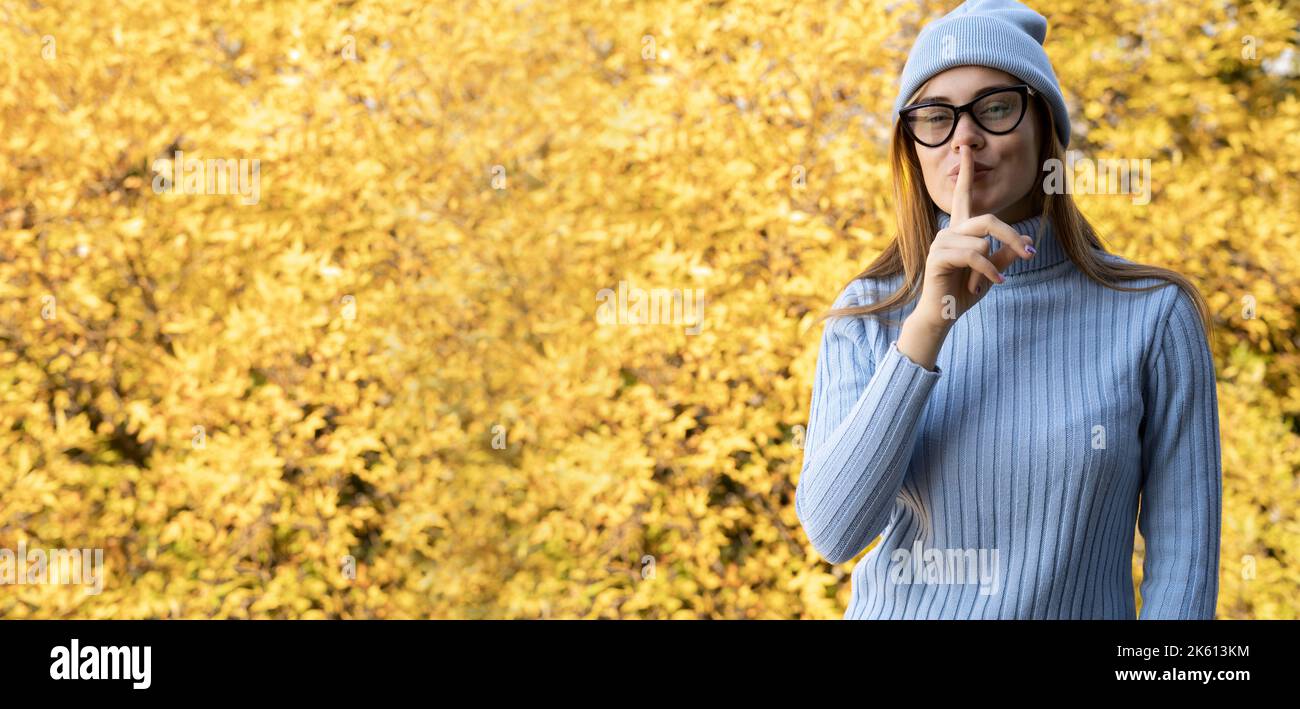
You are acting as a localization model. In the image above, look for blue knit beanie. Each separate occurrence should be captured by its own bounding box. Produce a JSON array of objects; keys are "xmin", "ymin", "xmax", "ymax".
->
[{"xmin": 891, "ymin": 0, "xmax": 1070, "ymax": 148}]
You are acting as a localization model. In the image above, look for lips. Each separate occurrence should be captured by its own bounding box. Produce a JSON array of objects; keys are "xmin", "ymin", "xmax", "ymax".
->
[{"xmin": 949, "ymin": 162, "xmax": 994, "ymax": 178}]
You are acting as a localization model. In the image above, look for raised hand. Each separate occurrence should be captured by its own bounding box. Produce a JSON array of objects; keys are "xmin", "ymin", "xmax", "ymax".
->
[{"xmin": 914, "ymin": 144, "xmax": 1037, "ymax": 329}]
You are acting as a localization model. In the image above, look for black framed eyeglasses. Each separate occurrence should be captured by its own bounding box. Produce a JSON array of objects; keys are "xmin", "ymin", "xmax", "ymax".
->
[{"xmin": 899, "ymin": 84, "xmax": 1035, "ymax": 147}]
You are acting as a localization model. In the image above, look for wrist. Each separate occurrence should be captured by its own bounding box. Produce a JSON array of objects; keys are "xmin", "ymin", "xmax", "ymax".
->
[{"xmin": 905, "ymin": 311, "xmax": 953, "ymax": 336}]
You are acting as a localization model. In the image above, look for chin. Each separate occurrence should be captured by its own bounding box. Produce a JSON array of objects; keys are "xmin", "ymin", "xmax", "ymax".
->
[{"xmin": 949, "ymin": 193, "xmax": 1009, "ymax": 216}]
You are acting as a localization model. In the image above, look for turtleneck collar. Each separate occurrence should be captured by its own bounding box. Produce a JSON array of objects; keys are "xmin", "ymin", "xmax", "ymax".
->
[{"xmin": 934, "ymin": 207, "xmax": 1068, "ymax": 278}]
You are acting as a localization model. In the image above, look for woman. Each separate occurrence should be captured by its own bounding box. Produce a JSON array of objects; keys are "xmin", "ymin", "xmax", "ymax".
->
[{"xmin": 795, "ymin": 0, "xmax": 1222, "ymax": 619}]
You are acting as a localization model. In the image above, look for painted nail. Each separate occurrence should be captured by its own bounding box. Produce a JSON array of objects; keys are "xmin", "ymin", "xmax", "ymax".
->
[
  {"xmin": 1026, "ymin": 245, "xmax": 1037, "ymax": 255},
  {"xmin": 997, "ymin": 272, "xmax": 1007, "ymax": 283}
]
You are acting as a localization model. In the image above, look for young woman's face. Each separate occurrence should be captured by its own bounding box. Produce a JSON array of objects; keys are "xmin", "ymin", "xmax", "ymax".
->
[{"xmin": 906, "ymin": 66, "xmax": 1041, "ymax": 223}]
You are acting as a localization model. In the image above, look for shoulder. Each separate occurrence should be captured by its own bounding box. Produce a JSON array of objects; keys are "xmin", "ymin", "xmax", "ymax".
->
[
  {"xmin": 1090, "ymin": 250, "xmax": 1200, "ymax": 322},
  {"xmin": 1139, "ymin": 285, "xmax": 1217, "ymax": 409},
  {"xmin": 831, "ymin": 272, "xmax": 908, "ymax": 311},
  {"xmin": 1137, "ymin": 280, "xmax": 1210, "ymax": 376},
  {"xmin": 1082, "ymin": 250, "xmax": 1208, "ymax": 365},
  {"xmin": 1092, "ymin": 250, "xmax": 1179, "ymax": 289},
  {"xmin": 825, "ymin": 273, "xmax": 909, "ymax": 334},
  {"xmin": 1152, "ymin": 285, "xmax": 1208, "ymax": 356}
]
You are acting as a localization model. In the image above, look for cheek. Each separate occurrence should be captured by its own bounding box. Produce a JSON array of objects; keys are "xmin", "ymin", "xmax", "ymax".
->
[
  {"xmin": 922, "ymin": 152, "xmax": 948, "ymax": 187},
  {"xmin": 995, "ymin": 143, "xmax": 1037, "ymax": 190},
  {"xmin": 1010, "ymin": 153, "xmax": 1039, "ymax": 191}
]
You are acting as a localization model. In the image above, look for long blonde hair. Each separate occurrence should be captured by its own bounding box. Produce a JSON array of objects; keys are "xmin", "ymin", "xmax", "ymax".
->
[{"xmin": 816, "ymin": 90, "xmax": 1214, "ymax": 342}]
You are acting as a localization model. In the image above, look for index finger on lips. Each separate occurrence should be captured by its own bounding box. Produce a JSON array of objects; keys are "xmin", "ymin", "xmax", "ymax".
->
[{"xmin": 952, "ymin": 145, "xmax": 972, "ymax": 224}]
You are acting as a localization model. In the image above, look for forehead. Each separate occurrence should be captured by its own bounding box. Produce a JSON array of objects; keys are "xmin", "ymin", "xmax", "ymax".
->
[{"xmin": 914, "ymin": 66, "xmax": 1021, "ymax": 102}]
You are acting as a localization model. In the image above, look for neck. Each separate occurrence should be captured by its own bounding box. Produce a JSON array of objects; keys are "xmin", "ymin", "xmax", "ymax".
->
[{"xmin": 934, "ymin": 206, "xmax": 1067, "ymax": 278}]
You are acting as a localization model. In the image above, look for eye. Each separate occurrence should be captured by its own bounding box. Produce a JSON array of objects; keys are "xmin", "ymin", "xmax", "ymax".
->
[
  {"xmin": 979, "ymin": 101, "xmax": 1011, "ymax": 118},
  {"xmin": 908, "ymin": 108, "xmax": 951, "ymax": 124}
]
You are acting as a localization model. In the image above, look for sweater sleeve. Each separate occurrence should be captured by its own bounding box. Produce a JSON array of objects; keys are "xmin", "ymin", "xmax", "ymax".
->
[
  {"xmin": 795, "ymin": 280, "xmax": 943, "ymax": 565},
  {"xmin": 1136, "ymin": 290, "xmax": 1223, "ymax": 620}
]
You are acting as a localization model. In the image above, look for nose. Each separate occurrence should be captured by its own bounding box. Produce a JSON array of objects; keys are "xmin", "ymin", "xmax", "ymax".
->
[{"xmin": 950, "ymin": 112, "xmax": 984, "ymax": 152}]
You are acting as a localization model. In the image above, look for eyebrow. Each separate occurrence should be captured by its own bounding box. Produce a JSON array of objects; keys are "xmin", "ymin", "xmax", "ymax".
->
[{"xmin": 916, "ymin": 83, "xmax": 1019, "ymax": 103}]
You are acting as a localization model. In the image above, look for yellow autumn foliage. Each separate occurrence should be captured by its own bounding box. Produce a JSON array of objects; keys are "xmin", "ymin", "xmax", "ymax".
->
[{"xmin": 0, "ymin": 0, "xmax": 1295, "ymax": 618}]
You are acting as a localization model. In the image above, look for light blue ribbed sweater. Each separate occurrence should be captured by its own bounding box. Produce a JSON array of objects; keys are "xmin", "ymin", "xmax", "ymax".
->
[{"xmin": 795, "ymin": 208, "xmax": 1222, "ymax": 619}]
